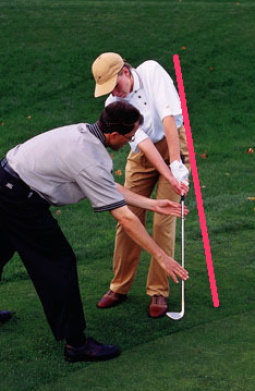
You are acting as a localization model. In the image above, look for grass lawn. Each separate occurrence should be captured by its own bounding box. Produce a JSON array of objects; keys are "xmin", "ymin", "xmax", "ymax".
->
[
  {"xmin": 0, "ymin": 1, "xmax": 255, "ymax": 390},
  {"xmin": 34, "ymin": 312, "xmax": 255, "ymax": 391}
]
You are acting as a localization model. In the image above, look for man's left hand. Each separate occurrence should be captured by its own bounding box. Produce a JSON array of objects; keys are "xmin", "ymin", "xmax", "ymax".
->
[
  {"xmin": 153, "ymin": 199, "xmax": 189, "ymax": 217},
  {"xmin": 170, "ymin": 160, "xmax": 189, "ymax": 183}
]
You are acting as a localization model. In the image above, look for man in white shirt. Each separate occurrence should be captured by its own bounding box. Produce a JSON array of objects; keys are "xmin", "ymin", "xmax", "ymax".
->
[
  {"xmin": 92, "ymin": 52, "xmax": 190, "ymax": 317},
  {"xmin": 0, "ymin": 101, "xmax": 188, "ymax": 362}
]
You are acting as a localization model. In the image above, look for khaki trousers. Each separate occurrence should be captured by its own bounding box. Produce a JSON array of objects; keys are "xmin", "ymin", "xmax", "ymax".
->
[{"xmin": 110, "ymin": 126, "xmax": 190, "ymax": 297}]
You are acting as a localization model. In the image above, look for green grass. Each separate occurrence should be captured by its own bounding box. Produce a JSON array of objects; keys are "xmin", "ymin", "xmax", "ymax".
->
[
  {"xmin": 0, "ymin": 1, "xmax": 255, "ymax": 390},
  {"xmin": 34, "ymin": 312, "xmax": 255, "ymax": 391}
]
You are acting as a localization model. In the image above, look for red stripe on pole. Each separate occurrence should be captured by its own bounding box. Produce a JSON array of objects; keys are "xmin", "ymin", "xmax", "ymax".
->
[{"xmin": 173, "ymin": 54, "xmax": 220, "ymax": 307}]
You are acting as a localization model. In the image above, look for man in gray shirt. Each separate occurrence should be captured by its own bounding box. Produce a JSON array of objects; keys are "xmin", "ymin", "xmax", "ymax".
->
[{"xmin": 0, "ymin": 101, "xmax": 189, "ymax": 363}]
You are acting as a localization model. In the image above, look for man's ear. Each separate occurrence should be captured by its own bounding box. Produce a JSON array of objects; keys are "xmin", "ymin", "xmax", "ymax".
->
[
  {"xmin": 111, "ymin": 132, "xmax": 121, "ymax": 139},
  {"xmin": 123, "ymin": 66, "xmax": 131, "ymax": 77}
]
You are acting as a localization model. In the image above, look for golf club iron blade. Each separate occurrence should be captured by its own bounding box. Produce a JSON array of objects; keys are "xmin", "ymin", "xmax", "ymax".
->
[
  {"xmin": 166, "ymin": 311, "xmax": 184, "ymax": 320},
  {"xmin": 166, "ymin": 280, "xmax": 185, "ymax": 320}
]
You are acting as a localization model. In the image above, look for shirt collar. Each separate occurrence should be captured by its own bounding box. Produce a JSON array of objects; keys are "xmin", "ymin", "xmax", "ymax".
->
[
  {"xmin": 87, "ymin": 123, "xmax": 107, "ymax": 146},
  {"xmin": 132, "ymin": 69, "xmax": 141, "ymax": 91},
  {"xmin": 125, "ymin": 69, "xmax": 141, "ymax": 100}
]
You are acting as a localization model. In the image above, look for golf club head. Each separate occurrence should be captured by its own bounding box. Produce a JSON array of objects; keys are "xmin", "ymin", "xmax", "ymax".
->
[{"xmin": 166, "ymin": 309, "xmax": 185, "ymax": 320}]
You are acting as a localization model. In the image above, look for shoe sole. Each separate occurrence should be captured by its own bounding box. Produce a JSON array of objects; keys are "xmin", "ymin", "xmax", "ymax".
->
[
  {"xmin": 148, "ymin": 311, "xmax": 167, "ymax": 318},
  {"xmin": 0, "ymin": 314, "xmax": 12, "ymax": 323},
  {"xmin": 65, "ymin": 350, "xmax": 121, "ymax": 363},
  {"xmin": 96, "ymin": 296, "xmax": 127, "ymax": 309}
]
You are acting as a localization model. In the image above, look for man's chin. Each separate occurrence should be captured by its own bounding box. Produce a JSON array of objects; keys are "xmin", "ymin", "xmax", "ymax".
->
[{"xmin": 109, "ymin": 145, "xmax": 121, "ymax": 151}]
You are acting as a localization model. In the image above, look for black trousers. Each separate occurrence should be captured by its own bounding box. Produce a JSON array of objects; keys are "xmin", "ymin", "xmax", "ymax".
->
[{"xmin": 0, "ymin": 163, "xmax": 86, "ymax": 340}]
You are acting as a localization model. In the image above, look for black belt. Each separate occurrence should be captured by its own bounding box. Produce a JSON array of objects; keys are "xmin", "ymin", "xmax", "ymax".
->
[
  {"xmin": 0, "ymin": 157, "xmax": 49, "ymax": 205},
  {"xmin": 0, "ymin": 157, "xmax": 21, "ymax": 180},
  {"xmin": 0, "ymin": 156, "xmax": 33, "ymax": 197}
]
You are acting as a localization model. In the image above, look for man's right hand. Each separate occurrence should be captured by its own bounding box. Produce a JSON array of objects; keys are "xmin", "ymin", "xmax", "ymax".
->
[
  {"xmin": 169, "ymin": 175, "xmax": 189, "ymax": 197},
  {"xmin": 155, "ymin": 253, "xmax": 189, "ymax": 283}
]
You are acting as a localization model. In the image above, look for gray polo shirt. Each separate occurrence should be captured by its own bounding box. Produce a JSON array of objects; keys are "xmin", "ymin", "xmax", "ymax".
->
[{"xmin": 6, "ymin": 123, "xmax": 126, "ymax": 212}]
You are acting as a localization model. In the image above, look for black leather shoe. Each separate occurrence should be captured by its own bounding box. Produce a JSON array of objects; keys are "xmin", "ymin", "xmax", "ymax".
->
[
  {"xmin": 64, "ymin": 337, "xmax": 120, "ymax": 362},
  {"xmin": 0, "ymin": 310, "xmax": 12, "ymax": 323}
]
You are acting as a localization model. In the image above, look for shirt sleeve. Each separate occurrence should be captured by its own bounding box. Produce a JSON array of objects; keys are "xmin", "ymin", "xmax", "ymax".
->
[
  {"xmin": 128, "ymin": 128, "xmax": 149, "ymax": 152},
  {"xmin": 75, "ymin": 164, "xmax": 126, "ymax": 212},
  {"xmin": 147, "ymin": 61, "xmax": 182, "ymax": 120}
]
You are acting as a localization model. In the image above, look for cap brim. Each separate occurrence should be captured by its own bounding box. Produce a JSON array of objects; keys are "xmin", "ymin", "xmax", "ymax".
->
[{"xmin": 94, "ymin": 74, "xmax": 118, "ymax": 98}]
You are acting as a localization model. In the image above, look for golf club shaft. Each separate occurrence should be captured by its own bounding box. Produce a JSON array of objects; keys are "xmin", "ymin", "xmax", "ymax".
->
[{"xmin": 181, "ymin": 195, "xmax": 185, "ymax": 311}]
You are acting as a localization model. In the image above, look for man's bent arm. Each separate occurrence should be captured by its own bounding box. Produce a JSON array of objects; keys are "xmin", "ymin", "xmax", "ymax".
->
[
  {"xmin": 137, "ymin": 137, "xmax": 188, "ymax": 197},
  {"xmin": 138, "ymin": 138, "xmax": 181, "ymax": 195}
]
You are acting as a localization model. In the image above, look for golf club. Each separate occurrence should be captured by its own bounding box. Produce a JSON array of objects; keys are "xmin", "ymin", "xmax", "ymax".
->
[{"xmin": 166, "ymin": 194, "xmax": 185, "ymax": 320}]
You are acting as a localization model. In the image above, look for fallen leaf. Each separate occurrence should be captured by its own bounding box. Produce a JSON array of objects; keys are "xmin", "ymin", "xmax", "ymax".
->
[
  {"xmin": 246, "ymin": 147, "xmax": 254, "ymax": 154},
  {"xmin": 115, "ymin": 170, "xmax": 122, "ymax": 176},
  {"xmin": 1, "ymin": 122, "xmax": 4, "ymax": 126},
  {"xmin": 55, "ymin": 210, "xmax": 61, "ymax": 215},
  {"xmin": 200, "ymin": 152, "xmax": 208, "ymax": 159},
  {"xmin": 27, "ymin": 115, "xmax": 32, "ymax": 120},
  {"xmin": 181, "ymin": 46, "xmax": 187, "ymax": 50},
  {"xmin": 246, "ymin": 197, "xmax": 255, "ymax": 201}
]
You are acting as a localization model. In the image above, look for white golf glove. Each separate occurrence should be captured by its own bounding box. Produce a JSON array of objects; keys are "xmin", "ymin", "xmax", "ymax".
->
[{"xmin": 170, "ymin": 160, "xmax": 189, "ymax": 185}]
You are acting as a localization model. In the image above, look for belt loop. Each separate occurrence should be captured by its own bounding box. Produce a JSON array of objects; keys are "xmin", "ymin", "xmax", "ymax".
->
[{"xmin": 0, "ymin": 157, "xmax": 20, "ymax": 180}]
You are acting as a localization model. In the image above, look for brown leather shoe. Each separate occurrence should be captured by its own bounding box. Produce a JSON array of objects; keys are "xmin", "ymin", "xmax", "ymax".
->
[
  {"xmin": 149, "ymin": 295, "xmax": 168, "ymax": 318},
  {"xmin": 97, "ymin": 290, "xmax": 127, "ymax": 309}
]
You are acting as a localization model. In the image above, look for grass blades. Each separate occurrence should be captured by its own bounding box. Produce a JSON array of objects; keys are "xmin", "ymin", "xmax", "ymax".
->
[{"xmin": 0, "ymin": 1, "xmax": 255, "ymax": 390}]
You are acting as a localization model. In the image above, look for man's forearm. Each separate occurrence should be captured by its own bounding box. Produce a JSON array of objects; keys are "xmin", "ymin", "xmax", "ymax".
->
[
  {"xmin": 111, "ymin": 206, "xmax": 162, "ymax": 258},
  {"xmin": 138, "ymin": 138, "xmax": 176, "ymax": 184},
  {"xmin": 163, "ymin": 115, "xmax": 181, "ymax": 163},
  {"xmin": 115, "ymin": 183, "xmax": 155, "ymax": 210},
  {"xmin": 130, "ymin": 137, "xmax": 183, "ymax": 196},
  {"xmin": 115, "ymin": 183, "xmax": 188, "ymax": 217}
]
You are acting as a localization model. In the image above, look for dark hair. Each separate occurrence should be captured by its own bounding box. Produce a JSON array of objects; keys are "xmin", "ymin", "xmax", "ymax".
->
[{"xmin": 98, "ymin": 101, "xmax": 144, "ymax": 135}]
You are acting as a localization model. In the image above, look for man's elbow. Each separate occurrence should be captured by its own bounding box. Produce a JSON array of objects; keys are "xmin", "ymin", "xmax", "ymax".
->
[
  {"xmin": 110, "ymin": 206, "xmax": 136, "ymax": 227},
  {"xmin": 117, "ymin": 213, "xmax": 135, "ymax": 228}
]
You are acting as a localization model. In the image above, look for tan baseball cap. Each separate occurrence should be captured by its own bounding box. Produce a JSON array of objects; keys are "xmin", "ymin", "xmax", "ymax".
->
[{"xmin": 92, "ymin": 52, "xmax": 124, "ymax": 98}]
